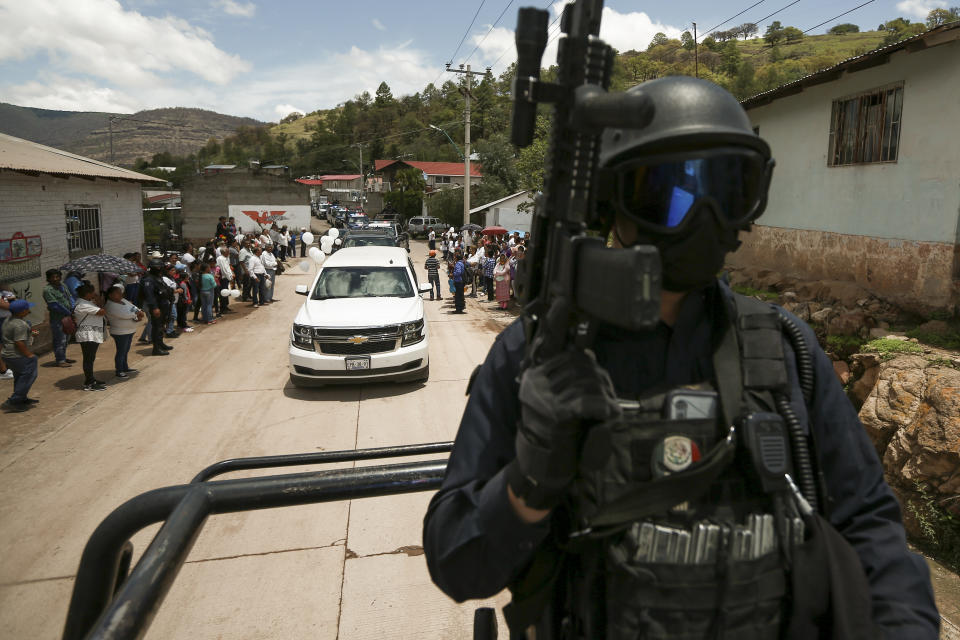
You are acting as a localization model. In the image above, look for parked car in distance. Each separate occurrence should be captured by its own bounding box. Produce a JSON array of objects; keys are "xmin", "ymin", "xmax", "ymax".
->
[
  {"xmin": 289, "ymin": 246, "xmax": 432, "ymax": 387},
  {"xmin": 406, "ymin": 216, "xmax": 445, "ymax": 238},
  {"xmin": 366, "ymin": 221, "xmax": 410, "ymax": 250}
]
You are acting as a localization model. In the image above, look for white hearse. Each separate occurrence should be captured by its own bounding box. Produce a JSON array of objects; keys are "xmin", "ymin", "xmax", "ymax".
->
[{"xmin": 289, "ymin": 246, "xmax": 432, "ymax": 387}]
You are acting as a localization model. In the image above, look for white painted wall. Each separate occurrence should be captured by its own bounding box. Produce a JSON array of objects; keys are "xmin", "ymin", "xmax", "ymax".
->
[
  {"xmin": 0, "ymin": 173, "xmax": 145, "ymax": 324},
  {"xmin": 747, "ymin": 39, "xmax": 960, "ymax": 243}
]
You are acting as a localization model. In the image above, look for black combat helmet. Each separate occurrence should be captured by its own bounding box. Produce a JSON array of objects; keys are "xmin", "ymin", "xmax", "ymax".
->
[
  {"xmin": 598, "ymin": 76, "xmax": 774, "ymax": 236},
  {"xmin": 148, "ymin": 257, "xmax": 165, "ymax": 271},
  {"xmin": 597, "ymin": 76, "xmax": 776, "ymax": 291}
]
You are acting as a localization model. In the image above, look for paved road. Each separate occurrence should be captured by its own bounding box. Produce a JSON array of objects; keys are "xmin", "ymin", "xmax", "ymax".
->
[{"xmin": 0, "ymin": 227, "xmax": 510, "ymax": 638}]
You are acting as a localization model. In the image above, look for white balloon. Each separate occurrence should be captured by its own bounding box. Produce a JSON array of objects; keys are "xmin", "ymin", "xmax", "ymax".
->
[
  {"xmin": 308, "ymin": 247, "xmax": 323, "ymax": 264},
  {"xmin": 230, "ymin": 290, "xmax": 241, "ymax": 299},
  {"xmin": 320, "ymin": 237, "xmax": 334, "ymax": 254},
  {"xmin": 334, "ymin": 238, "xmax": 342, "ymax": 246},
  {"xmin": 315, "ymin": 252, "xmax": 325, "ymax": 266},
  {"xmin": 302, "ymin": 232, "xmax": 315, "ymax": 245},
  {"xmin": 328, "ymin": 228, "xmax": 340, "ymax": 239},
  {"xmin": 220, "ymin": 288, "xmax": 231, "ymax": 297},
  {"xmin": 299, "ymin": 259, "xmax": 312, "ymax": 272}
]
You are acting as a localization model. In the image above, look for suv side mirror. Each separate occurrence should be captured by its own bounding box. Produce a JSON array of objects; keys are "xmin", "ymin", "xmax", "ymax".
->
[
  {"xmin": 295, "ymin": 285, "xmax": 309, "ymax": 296},
  {"xmin": 418, "ymin": 283, "xmax": 432, "ymax": 293}
]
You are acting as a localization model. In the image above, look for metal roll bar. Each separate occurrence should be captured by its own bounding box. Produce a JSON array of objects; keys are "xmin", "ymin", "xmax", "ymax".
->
[{"xmin": 62, "ymin": 442, "xmax": 453, "ymax": 640}]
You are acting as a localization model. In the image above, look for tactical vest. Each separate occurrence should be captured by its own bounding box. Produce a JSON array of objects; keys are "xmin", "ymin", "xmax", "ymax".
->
[{"xmin": 506, "ymin": 293, "xmax": 809, "ymax": 640}]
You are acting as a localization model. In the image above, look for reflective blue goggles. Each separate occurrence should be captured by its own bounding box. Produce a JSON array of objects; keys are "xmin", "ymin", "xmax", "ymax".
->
[{"xmin": 613, "ymin": 150, "xmax": 769, "ymax": 232}]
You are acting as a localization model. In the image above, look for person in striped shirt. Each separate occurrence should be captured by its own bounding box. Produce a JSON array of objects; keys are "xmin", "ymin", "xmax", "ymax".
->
[{"xmin": 424, "ymin": 250, "xmax": 442, "ymax": 301}]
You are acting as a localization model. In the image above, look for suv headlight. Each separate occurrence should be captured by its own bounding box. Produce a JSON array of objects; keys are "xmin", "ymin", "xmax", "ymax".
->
[
  {"xmin": 292, "ymin": 324, "xmax": 314, "ymax": 350},
  {"xmin": 401, "ymin": 318, "xmax": 425, "ymax": 347}
]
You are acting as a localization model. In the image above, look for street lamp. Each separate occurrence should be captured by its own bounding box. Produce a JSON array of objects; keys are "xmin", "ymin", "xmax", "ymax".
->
[{"xmin": 428, "ymin": 125, "xmax": 465, "ymax": 161}]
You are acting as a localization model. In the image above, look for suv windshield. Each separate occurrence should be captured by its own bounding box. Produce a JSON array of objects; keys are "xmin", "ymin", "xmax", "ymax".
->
[
  {"xmin": 341, "ymin": 236, "xmax": 395, "ymax": 248},
  {"xmin": 312, "ymin": 267, "xmax": 413, "ymax": 299}
]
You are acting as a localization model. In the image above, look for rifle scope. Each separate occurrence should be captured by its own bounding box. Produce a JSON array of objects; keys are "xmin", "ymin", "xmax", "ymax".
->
[{"xmin": 510, "ymin": 7, "xmax": 549, "ymax": 147}]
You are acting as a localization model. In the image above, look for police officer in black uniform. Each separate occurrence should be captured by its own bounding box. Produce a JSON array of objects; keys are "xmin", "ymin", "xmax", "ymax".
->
[
  {"xmin": 139, "ymin": 258, "xmax": 174, "ymax": 356},
  {"xmin": 422, "ymin": 77, "xmax": 939, "ymax": 639}
]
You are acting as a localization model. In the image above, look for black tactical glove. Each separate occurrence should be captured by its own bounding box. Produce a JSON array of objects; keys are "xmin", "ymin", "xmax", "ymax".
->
[{"xmin": 507, "ymin": 349, "xmax": 621, "ymax": 510}]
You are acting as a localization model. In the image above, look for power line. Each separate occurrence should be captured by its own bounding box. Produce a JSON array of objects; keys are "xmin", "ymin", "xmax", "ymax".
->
[
  {"xmin": 462, "ymin": 0, "xmax": 516, "ymax": 66},
  {"xmin": 802, "ymin": 0, "xmax": 875, "ymax": 33},
  {"xmin": 490, "ymin": 6, "xmax": 563, "ymax": 69},
  {"xmin": 697, "ymin": 0, "xmax": 769, "ymax": 39},
  {"xmin": 740, "ymin": 0, "xmax": 875, "ymax": 61},
  {"xmin": 447, "ymin": 0, "xmax": 488, "ymax": 64}
]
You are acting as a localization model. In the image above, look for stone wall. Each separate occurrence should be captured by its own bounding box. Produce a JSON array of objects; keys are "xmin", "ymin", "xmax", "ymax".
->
[
  {"xmin": 181, "ymin": 172, "xmax": 309, "ymax": 243},
  {"xmin": 857, "ymin": 356, "xmax": 960, "ymax": 539},
  {"xmin": 728, "ymin": 224, "xmax": 959, "ymax": 311}
]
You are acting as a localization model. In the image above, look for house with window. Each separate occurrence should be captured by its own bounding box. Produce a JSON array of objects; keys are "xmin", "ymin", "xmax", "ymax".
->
[
  {"xmin": 0, "ymin": 132, "xmax": 163, "ymax": 349},
  {"xmin": 373, "ymin": 160, "xmax": 483, "ymax": 192},
  {"xmin": 729, "ymin": 21, "xmax": 960, "ymax": 309}
]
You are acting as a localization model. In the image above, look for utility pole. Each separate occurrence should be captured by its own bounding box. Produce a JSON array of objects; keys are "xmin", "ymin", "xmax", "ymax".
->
[
  {"xmin": 446, "ymin": 63, "xmax": 489, "ymax": 228},
  {"xmin": 693, "ymin": 22, "xmax": 699, "ymax": 78},
  {"xmin": 355, "ymin": 143, "xmax": 365, "ymax": 210}
]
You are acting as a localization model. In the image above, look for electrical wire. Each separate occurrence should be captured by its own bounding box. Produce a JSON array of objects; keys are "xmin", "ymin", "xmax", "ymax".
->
[
  {"xmin": 802, "ymin": 0, "xmax": 875, "ymax": 33},
  {"xmin": 490, "ymin": 7, "xmax": 563, "ymax": 69},
  {"xmin": 447, "ymin": 0, "xmax": 488, "ymax": 64},
  {"xmin": 461, "ymin": 0, "xmax": 516, "ymax": 66}
]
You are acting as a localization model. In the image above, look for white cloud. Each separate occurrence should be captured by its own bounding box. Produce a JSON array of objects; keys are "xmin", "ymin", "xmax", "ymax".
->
[
  {"xmin": 275, "ymin": 104, "xmax": 304, "ymax": 119},
  {"xmin": 215, "ymin": 0, "xmax": 256, "ymax": 17},
  {"xmin": 470, "ymin": 4, "xmax": 684, "ymax": 75},
  {"xmin": 895, "ymin": 0, "xmax": 946, "ymax": 18},
  {"xmin": 372, "ymin": 18, "xmax": 386, "ymax": 31},
  {"xmin": 0, "ymin": 0, "xmax": 250, "ymax": 86},
  {"xmin": 4, "ymin": 75, "xmax": 143, "ymax": 113}
]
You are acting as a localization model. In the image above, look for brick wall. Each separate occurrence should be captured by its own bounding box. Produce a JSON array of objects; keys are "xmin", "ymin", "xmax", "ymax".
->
[{"xmin": 0, "ymin": 172, "xmax": 146, "ymax": 350}]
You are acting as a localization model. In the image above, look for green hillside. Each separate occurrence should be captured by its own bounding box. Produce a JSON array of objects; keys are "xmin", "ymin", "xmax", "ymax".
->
[{"xmin": 123, "ymin": 12, "xmax": 956, "ymax": 222}]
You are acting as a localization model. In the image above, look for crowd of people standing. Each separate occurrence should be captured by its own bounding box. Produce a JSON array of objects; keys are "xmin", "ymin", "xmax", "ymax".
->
[
  {"xmin": 426, "ymin": 228, "xmax": 528, "ymax": 313},
  {"xmin": 1, "ymin": 218, "xmax": 305, "ymax": 411}
]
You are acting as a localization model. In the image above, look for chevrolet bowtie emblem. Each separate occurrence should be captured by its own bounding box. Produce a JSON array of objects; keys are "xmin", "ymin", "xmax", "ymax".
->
[{"xmin": 347, "ymin": 336, "xmax": 369, "ymax": 344}]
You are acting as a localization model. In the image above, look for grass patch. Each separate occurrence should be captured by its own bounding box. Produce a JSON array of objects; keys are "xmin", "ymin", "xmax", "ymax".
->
[
  {"xmin": 860, "ymin": 338, "xmax": 923, "ymax": 360},
  {"xmin": 732, "ymin": 284, "xmax": 779, "ymax": 301},
  {"xmin": 826, "ymin": 334, "xmax": 866, "ymax": 359},
  {"xmin": 906, "ymin": 482, "xmax": 960, "ymax": 574},
  {"xmin": 905, "ymin": 328, "xmax": 960, "ymax": 351},
  {"xmin": 926, "ymin": 357, "xmax": 959, "ymax": 370}
]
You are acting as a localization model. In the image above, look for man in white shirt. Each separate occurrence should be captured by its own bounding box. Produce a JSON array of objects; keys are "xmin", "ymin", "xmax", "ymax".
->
[
  {"xmin": 428, "ymin": 229, "xmax": 436, "ymax": 251},
  {"xmin": 238, "ymin": 241, "xmax": 253, "ymax": 302},
  {"xmin": 216, "ymin": 248, "xmax": 234, "ymax": 314},
  {"xmin": 260, "ymin": 245, "xmax": 278, "ymax": 303},
  {"xmin": 247, "ymin": 247, "xmax": 267, "ymax": 307}
]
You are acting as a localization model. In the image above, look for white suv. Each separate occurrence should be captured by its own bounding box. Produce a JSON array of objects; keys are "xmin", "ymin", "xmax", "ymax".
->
[{"xmin": 289, "ymin": 246, "xmax": 432, "ymax": 387}]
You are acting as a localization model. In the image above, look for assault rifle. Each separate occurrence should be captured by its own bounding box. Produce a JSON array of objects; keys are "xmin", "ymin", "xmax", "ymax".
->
[{"xmin": 512, "ymin": 0, "xmax": 661, "ymax": 362}]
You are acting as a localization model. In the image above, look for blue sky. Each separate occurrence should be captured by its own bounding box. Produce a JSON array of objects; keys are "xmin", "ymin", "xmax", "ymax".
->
[{"xmin": 0, "ymin": 0, "xmax": 941, "ymax": 121}]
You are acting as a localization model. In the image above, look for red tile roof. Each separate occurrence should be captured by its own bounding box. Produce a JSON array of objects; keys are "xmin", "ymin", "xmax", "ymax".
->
[
  {"xmin": 147, "ymin": 193, "xmax": 179, "ymax": 203},
  {"xmin": 295, "ymin": 179, "xmax": 325, "ymax": 185},
  {"xmin": 374, "ymin": 160, "xmax": 482, "ymax": 177}
]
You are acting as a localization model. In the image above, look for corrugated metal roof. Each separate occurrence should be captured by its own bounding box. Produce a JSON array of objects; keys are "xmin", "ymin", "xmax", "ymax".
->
[
  {"xmin": 318, "ymin": 174, "xmax": 361, "ymax": 180},
  {"xmin": 469, "ymin": 190, "xmax": 530, "ymax": 214},
  {"xmin": 204, "ymin": 164, "xmax": 237, "ymax": 170},
  {"xmin": 742, "ymin": 21, "xmax": 960, "ymax": 110},
  {"xmin": 0, "ymin": 132, "xmax": 167, "ymax": 183}
]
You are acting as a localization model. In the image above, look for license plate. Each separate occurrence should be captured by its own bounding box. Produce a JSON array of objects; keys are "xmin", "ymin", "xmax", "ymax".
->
[{"xmin": 345, "ymin": 356, "xmax": 371, "ymax": 371}]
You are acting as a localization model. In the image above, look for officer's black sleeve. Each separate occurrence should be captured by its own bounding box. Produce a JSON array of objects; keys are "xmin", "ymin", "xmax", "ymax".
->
[
  {"xmin": 423, "ymin": 321, "xmax": 551, "ymax": 602},
  {"xmin": 780, "ymin": 310, "xmax": 940, "ymax": 639}
]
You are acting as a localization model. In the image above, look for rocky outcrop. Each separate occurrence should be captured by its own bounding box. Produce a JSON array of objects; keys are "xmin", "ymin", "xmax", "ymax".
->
[{"xmin": 858, "ymin": 356, "xmax": 960, "ymax": 536}]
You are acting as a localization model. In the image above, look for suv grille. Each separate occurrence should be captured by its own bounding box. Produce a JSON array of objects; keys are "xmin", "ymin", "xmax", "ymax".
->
[
  {"xmin": 310, "ymin": 325, "xmax": 401, "ymax": 356},
  {"xmin": 319, "ymin": 340, "xmax": 397, "ymax": 355},
  {"xmin": 313, "ymin": 326, "xmax": 400, "ymax": 338}
]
